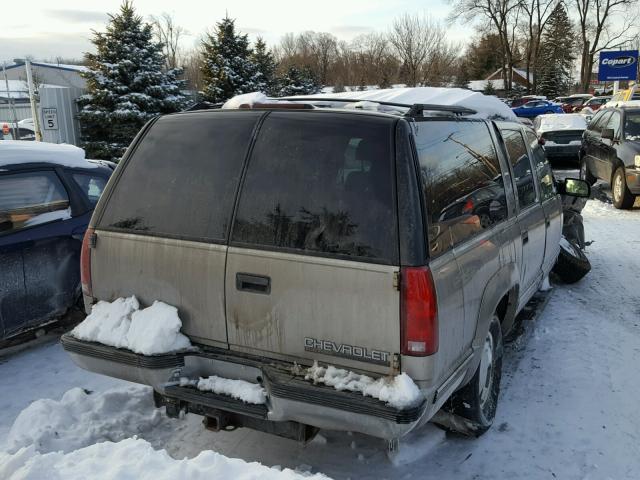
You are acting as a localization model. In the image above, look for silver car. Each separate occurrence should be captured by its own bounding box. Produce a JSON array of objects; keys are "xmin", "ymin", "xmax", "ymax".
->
[{"xmin": 62, "ymin": 103, "xmax": 588, "ymax": 444}]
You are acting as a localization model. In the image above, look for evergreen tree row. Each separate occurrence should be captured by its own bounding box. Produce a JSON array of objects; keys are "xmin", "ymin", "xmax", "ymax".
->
[
  {"xmin": 79, "ymin": 6, "xmax": 322, "ymax": 160},
  {"xmin": 199, "ymin": 17, "xmax": 321, "ymax": 103}
]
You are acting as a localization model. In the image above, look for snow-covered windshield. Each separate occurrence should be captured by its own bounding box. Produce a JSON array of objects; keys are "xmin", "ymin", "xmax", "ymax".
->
[
  {"xmin": 535, "ymin": 114, "xmax": 586, "ymax": 133},
  {"xmin": 624, "ymin": 112, "xmax": 640, "ymax": 141}
]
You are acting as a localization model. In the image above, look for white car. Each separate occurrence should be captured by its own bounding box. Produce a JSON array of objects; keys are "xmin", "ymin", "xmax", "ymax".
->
[{"xmin": 533, "ymin": 113, "xmax": 587, "ymax": 165}]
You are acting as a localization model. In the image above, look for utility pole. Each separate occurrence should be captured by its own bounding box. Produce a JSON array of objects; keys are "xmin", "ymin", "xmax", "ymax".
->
[
  {"xmin": 25, "ymin": 59, "xmax": 42, "ymax": 141},
  {"xmin": 2, "ymin": 62, "xmax": 20, "ymax": 140}
]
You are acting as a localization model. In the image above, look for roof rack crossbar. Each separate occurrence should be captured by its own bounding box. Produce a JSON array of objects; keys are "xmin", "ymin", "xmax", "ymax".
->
[
  {"xmin": 275, "ymin": 97, "xmax": 477, "ymax": 117},
  {"xmin": 275, "ymin": 97, "xmax": 412, "ymax": 109},
  {"xmin": 406, "ymin": 104, "xmax": 477, "ymax": 117}
]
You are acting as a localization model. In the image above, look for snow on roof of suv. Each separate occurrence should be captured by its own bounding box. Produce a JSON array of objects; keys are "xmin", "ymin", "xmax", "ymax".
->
[
  {"xmin": 534, "ymin": 113, "xmax": 587, "ymax": 133},
  {"xmin": 224, "ymin": 87, "xmax": 518, "ymax": 121},
  {"xmin": 0, "ymin": 140, "xmax": 96, "ymax": 169}
]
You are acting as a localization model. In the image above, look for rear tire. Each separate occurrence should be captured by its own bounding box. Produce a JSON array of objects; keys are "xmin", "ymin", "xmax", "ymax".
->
[
  {"xmin": 552, "ymin": 237, "xmax": 591, "ymax": 283},
  {"xmin": 580, "ymin": 156, "xmax": 596, "ymax": 186},
  {"xmin": 612, "ymin": 166, "xmax": 636, "ymax": 209},
  {"xmin": 444, "ymin": 315, "xmax": 503, "ymax": 437}
]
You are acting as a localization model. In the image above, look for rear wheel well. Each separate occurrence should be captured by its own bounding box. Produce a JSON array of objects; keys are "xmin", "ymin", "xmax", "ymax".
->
[
  {"xmin": 496, "ymin": 287, "xmax": 518, "ymax": 335},
  {"xmin": 496, "ymin": 295, "xmax": 509, "ymax": 325}
]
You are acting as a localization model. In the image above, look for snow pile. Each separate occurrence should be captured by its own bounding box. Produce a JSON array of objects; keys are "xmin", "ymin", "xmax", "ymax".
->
[
  {"xmin": 70, "ymin": 296, "xmax": 192, "ymax": 355},
  {"xmin": 535, "ymin": 113, "xmax": 587, "ymax": 133},
  {"xmin": 195, "ymin": 376, "xmax": 267, "ymax": 405},
  {"xmin": 4, "ymin": 385, "xmax": 163, "ymax": 455},
  {"xmin": 304, "ymin": 362, "xmax": 422, "ymax": 410},
  {"xmin": 0, "ymin": 140, "xmax": 95, "ymax": 169},
  {"xmin": 222, "ymin": 92, "xmax": 268, "ymax": 109},
  {"xmin": 222, "ymin": 87, "xmax": 517, "ymax": 120},
  {"xmin": 0, "ymin": 438, "xmax": 329, "ymax": 480}
]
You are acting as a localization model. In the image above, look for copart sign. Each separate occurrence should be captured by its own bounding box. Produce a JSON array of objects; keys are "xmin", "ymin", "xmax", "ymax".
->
[{"xmin": 598, "ymin": 50, "xmax": 638, "ymax": 81}]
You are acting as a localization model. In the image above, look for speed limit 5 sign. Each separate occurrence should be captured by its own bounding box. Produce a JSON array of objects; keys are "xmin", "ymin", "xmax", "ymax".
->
[{"xmin": 42, "ymin": 108, "xmax": 58, "ymax": 130}]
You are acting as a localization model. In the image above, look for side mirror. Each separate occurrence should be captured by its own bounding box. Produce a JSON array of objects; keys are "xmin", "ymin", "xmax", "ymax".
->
[
  {"xmin": 558, "ymin": 178, "xmax": 590, "ymax": 198},
  {"xmin": 601, "ymin": 128, "xmax": 614, "ymax": 140}
]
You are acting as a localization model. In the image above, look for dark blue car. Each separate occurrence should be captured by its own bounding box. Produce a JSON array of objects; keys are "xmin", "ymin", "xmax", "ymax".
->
[
  {"xmin": 512, "ymin": 100, "xmax": 564, "ymax": 118},
  {"xmin": 0, "ymin": 141, "xmax": 113, "ymax": 342}
]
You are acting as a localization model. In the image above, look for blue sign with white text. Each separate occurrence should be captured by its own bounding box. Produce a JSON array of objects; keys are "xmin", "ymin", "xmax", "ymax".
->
[{"xmin": 598, "ymin": 50, "xmax": 638, "ymax": 81}]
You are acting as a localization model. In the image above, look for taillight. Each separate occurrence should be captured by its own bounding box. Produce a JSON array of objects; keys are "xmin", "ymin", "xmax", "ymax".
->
[
  {"xmin": 401, "ymin": 266, "xmax": 438, "ymax": 356},
  {"xmin": 80, "ymin": 228, "xmax": 94, "ymax": 297}
]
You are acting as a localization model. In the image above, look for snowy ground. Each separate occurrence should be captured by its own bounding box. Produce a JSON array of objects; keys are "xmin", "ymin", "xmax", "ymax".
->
[{"xmin": 1, "ymin": 183, "xmax": 639, "ymax": 479}]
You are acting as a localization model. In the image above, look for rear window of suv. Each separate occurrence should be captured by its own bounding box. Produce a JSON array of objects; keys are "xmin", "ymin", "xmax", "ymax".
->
[
  {"xmin": 231, "ymin": 112, "xmax": 398, "ymax": 264},
  {"xmin": 98, "ymin": 111, "xmax": 262, "ymax": 242}
]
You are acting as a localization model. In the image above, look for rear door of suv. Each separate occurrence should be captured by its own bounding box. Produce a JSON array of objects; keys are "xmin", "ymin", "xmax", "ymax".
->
[
  {"xmin": 225, "ymin": 111, "xmax": 400, "ymax": 375},
  {"xmin": 525, "ymin": 130, "xmax": 562, "ymax": 274},
  {"xmin": 91, "ymin": 111, "xmax": 262, "ymax": 347},
  {"xmin": 412, "ymin": 119, "xmax": 511, "ymax": 374},
  {"xmin": 498, "ymin": 126, "xmax": 546, "ymax": 302}
]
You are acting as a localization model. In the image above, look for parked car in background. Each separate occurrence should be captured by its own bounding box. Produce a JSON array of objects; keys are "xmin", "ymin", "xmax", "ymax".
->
[
  {"xmin": 580, "ymin": 105, "xmax": 640, "ymax": 208},
  {"xmin": 512, "ymin": 100, "xmax": 564, "ymax": 118},
  {"xmin": 62, "ymin": 99, "xmax": 589, "ymax": 446},
  {"xmin": 1, "ymin": 124, "xmax": 36, "ymax": 141},
  {"xmin": 510, "ymin": 95, "xmax": 546, "ymax": 108},
  {"xmin": 574, "ymin": 96, "xmax": 610, "ymax": 113},
  {"xmin": 534, "ymin": 114, "xmax": 587, "ymax": 165},
  {"xmin": 558, "ymin": 94, "xmax": 592, "ymax": 113},
  {"xmin": 0, "ymin": 141, "xmax": 112, "ymax": 342}
]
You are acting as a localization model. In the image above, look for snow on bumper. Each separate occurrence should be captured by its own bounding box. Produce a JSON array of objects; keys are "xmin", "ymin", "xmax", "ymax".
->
[{"xmin": 60, "ymin": 334, "xmax": 429, "ymax": 440}]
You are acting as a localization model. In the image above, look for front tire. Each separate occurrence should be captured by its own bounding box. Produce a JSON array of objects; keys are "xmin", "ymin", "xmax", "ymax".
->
[
  {"xmin": 612, "ymin": 166, "xmax": 636, "ymax": 209},
  {"xmin": 445, "ymin": 315, "xmax": 503, "ymax": 437}
]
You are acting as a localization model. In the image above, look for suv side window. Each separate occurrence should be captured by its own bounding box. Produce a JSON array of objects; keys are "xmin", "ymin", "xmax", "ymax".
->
[
  {"xmin": 587, "ymin": 110, "xmax": 604, "ymax": 130},
  {"xmin": 98, "ymin": 111, "xmax": 262, "ymax": 241},
  {"xmin": 413, "ymin": 120, "xmax": 507, "ymax": 257},
  {"xmin": 231, "ymin": 112, "xmax": 398, "ymax": 264},
  {"xmin": 605, "ymin": 111, "xmax": 621, "ymax": 138},
  {"xmin": 0, "ymin": 171, "xmax": 70, "ymax": 234},
  {"xmin": 501, "ymin": 129, "xmax": 537, "ymax": 209},
  {"xmin": 525, "ymin": 130, "xmax": 556, "ymax": 201},
  {"xmin": 592, "ymin": 111, "xmax": 612, "ymax": 133}
]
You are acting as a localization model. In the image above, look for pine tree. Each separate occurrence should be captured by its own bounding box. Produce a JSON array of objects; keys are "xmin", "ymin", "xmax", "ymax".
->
[
  {"xmin": 200, "ymin": 16, "xmax": 261, "ymax": 102},
  {"xmin": 537, "ymin": 2, "xmax": 575, "ymax": 98},
  {"xmin": 77, "ymin": 1, "xmax": 186, "ymax": 160},
  {"xmin": 483, "ymin": 80, "xmax": 497, "ymax": 96},
  {"xmin": 275, "ymin": 66, "xmax": 321, "ymax": 97},
  {"xmin": 251, "ymin": 37, "xmax": 277, "ymax": 96}
]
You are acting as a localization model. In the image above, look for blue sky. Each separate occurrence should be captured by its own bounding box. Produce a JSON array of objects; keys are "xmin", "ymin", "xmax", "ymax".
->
[{"xmin": 1, "ymin": 0, "xmax": 472, "ymax": 61}]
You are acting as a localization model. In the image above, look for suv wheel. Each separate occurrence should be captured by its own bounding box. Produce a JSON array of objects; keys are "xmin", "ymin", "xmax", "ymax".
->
[
  {"xmin": 612, "ymin": 166, "xmax": 636, "ymax": 209},
  {"xmin": 580, "ymin": 156, "xmax": 596, "ymax": 185},
  {"xmin": 444, "ymin": 315, "xmax": 503, "ymax": 437}
]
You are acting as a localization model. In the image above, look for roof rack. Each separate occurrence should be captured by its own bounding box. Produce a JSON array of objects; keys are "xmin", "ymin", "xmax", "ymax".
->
[
  {"xmin": 406, "ymin": 104, "xmax": 477, "ymax": 117},
  {"xmin": 275, "ymin": 97, "xmax": 476, "ymax": 117},
  {"xmin": 183, "ymin": 101, "xmax": 223, "ymax": 111}
]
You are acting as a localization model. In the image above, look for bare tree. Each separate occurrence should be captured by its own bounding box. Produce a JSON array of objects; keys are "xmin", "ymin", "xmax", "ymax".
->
[
  {"xmin": 448, "ymin": 0, "xmax": 522, "ymax": 91},
  {"xmin": 520, "ymin": 0, "xmax": 553, "ymax": 93},
  {"xmin": 574, "ymin": 0, "xmax": 639, "ymax": 92},
  {"xmin": 310, "ymin": 32, "xmax": 338, "ymax": 85},
  {"xmin": 422, "ymin": 39, "xmax": 461, "ymax": 86},
  {"xmin": 181, "ymin": 48, "xmax": 204, "ymax": 94},
  {"xmin": 351, "ymin": 33, "xmax": 398, "ymax": 87},
  {"xmin": 389, "ymin": 14, "xmax": 441, "ymax": 87},
  {"xmin": 150, "ymin": 12, "xmax": 187, "ymax": 70}
]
